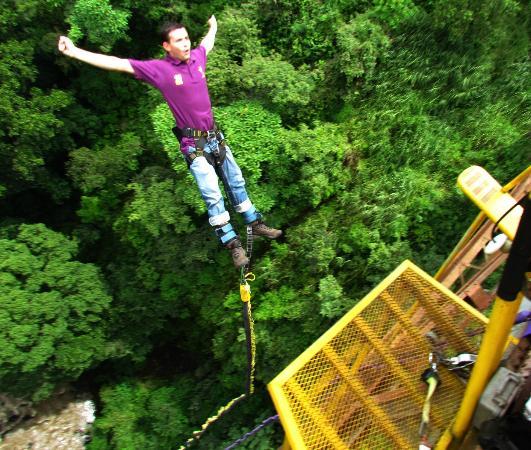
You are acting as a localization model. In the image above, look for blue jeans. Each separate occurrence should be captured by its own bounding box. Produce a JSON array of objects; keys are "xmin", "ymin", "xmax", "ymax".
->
[{"xmin": 187, "ymin": 136, "xmax": 261, "ymax": 228}]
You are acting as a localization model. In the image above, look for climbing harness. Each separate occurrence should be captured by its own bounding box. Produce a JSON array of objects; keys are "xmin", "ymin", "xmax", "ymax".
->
[
  {"xmin": 418, "ymin": 353, "xmax": 441, "ymax": 449},
  {"xmin": 173, "ymin": 124, "xmax": 221, "ymax": 140},
  {"xmin": 172, "ymin": 125, "xmax": 227, "ymax": 167}
]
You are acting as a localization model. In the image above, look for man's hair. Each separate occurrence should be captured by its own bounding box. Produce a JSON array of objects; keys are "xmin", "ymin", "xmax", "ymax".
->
[{"xmin": 159, "ymin": 22, "xmax": 186, "ymax": 43}]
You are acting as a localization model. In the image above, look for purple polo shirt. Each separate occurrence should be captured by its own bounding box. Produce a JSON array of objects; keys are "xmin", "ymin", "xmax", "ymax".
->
[{"xmin": 129, "ymin": 46, "xmax": 214, "ymax": 152}]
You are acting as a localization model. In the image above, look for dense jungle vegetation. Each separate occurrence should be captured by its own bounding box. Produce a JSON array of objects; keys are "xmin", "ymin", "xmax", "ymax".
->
[{"xmin": 1, "ymin": 0, "xmax": 529, "ymax": 448}]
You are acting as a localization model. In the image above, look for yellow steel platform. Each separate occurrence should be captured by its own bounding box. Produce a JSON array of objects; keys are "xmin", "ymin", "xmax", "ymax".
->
[{"xmin": 268, "ymin": 261, "xmax": 488, "ymax": 449}]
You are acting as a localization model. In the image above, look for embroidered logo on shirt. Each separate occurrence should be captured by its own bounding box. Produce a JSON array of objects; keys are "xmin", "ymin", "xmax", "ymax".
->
[
  {"xmin": 198, "ymin": 66, "xmax": 205, "ymax": 78},
  {"xmin": 174, "ymin": 74, "xmax": 183, "ymax": 86}
]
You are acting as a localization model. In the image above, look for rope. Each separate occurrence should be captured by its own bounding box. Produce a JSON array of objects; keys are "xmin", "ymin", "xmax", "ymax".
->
[
  {"xmin": 224, "ymin": 414, "xmax": 280, "ymax": 450},
  {"xmin": 241, "ymin": 225, "xmax": 256, "ymax": 395},
  {"xmin": 419, "ymin": 376, "xmax": 438, "ymax": 437},
  {"xmin": 178, "ymin": 229, "xmax": 257, "ymax": 449},
  {"xmin": 242, "ymin": 296, "xmax": 256, "ymax": 395},
  {"xmin": 418, "ymin": 356, "xmax": 441, "ymax": 447},
  {"xmin": 178, "ymin": 394, "xmax": 247, "ymax": 449}
]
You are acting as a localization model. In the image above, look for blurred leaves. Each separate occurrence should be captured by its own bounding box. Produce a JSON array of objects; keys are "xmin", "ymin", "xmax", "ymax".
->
[{"xmin": 67, "ymin": 0, "xmax": 131, "ymax": 51}]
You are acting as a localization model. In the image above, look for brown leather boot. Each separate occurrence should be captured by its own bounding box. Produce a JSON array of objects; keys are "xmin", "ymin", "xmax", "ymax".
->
[
  {"xmin": 226, "ymin": 239, "xmax": 249, "ymax": 268},
  {"xmin": 251, "ymin": 220, "xmax": 282, "ymax": 239}
]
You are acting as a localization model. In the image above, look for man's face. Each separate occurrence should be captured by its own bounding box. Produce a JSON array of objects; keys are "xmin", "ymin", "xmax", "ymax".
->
[{"xmin": 163, "ymin": 27, "xmax": 191, "ymax": 61}]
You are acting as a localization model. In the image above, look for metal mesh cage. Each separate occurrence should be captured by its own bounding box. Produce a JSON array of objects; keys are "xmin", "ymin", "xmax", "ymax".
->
[{"xmin": 268, "ymin": 260, "xmax": 488, "ymax": 449}]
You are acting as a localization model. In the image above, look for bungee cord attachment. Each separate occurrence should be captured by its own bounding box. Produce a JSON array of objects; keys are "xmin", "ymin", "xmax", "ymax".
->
[{"xmin": 178, "ymin": 226, "xmax": 257, "ymax": 449}]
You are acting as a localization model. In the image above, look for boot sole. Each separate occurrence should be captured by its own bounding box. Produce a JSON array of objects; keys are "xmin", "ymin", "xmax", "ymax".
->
[{"xmin": 252, "ymin": 230, "xmax": 283, "ymax": 239}]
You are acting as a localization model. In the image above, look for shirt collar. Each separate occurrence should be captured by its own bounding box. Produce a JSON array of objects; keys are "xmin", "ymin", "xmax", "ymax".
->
[{"xmin": 164, "ymin": 52, "xmax": 195, "ymax": 66}]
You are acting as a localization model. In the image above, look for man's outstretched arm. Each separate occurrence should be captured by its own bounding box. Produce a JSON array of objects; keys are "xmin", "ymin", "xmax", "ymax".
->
[
  {"xmin": 200, "ymin": 15, "xmax": 217, "ymax": 54},
  {"xmin": 58, "ymin": 36, "xmax": 134, "ymax": 74}
]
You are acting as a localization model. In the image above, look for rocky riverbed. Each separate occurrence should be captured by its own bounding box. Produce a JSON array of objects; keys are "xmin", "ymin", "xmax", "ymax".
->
[{"xmin": 0, "ymin": 391, "xmax": 95, "ymax": 450}]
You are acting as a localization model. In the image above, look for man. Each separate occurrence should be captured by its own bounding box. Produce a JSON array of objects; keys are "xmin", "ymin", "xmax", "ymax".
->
[{"xmin": 58, "ymin": 16, "xmax": 282, "ymax": 268}]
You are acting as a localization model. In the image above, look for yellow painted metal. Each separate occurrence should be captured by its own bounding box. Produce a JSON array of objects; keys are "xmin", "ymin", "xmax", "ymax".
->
[
  {"xmin": 434, "ymin": 428, "xmax": 453, "ymax": 450},
  {"xmin": 457, "ymin": 165, "xmax": 525, "ymax": 240},
  {"xmin": 435, "ymin": 165, "xmax": 530, "ymax": 281},
  {"xmin": 500, "ymin": 165, "xmax": 531, "ymax": 193},
  {"xmin": 433, "ymin": 168, "xmax": 530, "ymax": 449},
  {"xmin": 446, "ymin": 292, "xmax": 523, "ymax": 444},
  {"xmin": 280, "ymin": 435, "xmax": 292, "ymax": 450},
  {"xmin": 268, "ymin": 261, "xmax": 488, "ymax": 449},
  {"xmin": 434, "ymin": 212, "xmax": 486, "ymax": 281}
]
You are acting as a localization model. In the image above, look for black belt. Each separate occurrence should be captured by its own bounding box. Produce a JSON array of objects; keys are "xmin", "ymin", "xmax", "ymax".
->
[
  {"xmin": 172, "ymin": 125, "xmax": 218, "ymax": 141},
  {"xmin": 171, "ymin": 125, "xmax": 226, "ymax": 167}
]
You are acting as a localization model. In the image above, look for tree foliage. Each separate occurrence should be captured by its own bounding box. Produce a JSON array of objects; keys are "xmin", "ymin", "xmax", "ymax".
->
[
  {"xmin": 67, "ymin": 0, "xmax": 131, "ymax": 51},
  {"xmin": 0, "ymin": 0, "xmax": 529, "ymax": 447},
  {"xmin": 0, "ymin": 224, "xmax": 112, "ymax": 400}
]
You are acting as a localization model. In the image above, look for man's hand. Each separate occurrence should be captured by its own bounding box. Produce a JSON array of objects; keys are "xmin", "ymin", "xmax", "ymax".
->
[
  {"xmin": 207, "ymin": 15, "xmax": 217, "ymax": 29},
  {"xmin": 58, "ymin": 36, "xmax": 76, "ymax": 57},
  {"xmin": 56, "ymin": 35, "xmax": 133, "ymax": 73},
  {"xmin": 201, "ymin": 15, "xmax": 218, "ymax": 54}
]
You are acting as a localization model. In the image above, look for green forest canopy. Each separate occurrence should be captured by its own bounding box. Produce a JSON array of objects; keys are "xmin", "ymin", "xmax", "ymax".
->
[{"xmin": 0, "ymin": 0, "xmax": 529, "ymax": 448}]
